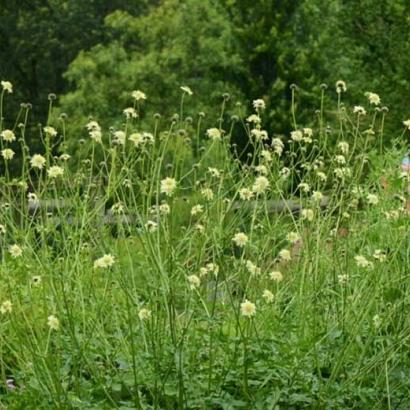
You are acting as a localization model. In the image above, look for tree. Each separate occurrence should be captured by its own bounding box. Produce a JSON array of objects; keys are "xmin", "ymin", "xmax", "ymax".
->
[{"xmin": 59, "ymin": 0, "xmax": 245, "ymax": 140}]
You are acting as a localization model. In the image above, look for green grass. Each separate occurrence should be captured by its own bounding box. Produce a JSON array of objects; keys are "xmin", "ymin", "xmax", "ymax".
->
[{"xmin": 0, "ymin": 84, "xmax": 410, "ymax": 408}]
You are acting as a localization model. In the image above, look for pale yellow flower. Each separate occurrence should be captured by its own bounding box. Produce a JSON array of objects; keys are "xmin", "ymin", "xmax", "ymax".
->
[
  {"xmin": 160, "ymin": 177, "xmax": 177, "ymax": 196},
  {"xmin": 0, "ymin": 300, "xmax": 12, "ymax": 314},
  {"xmin": 316, "ymin": 171, "xmax": 327, "ymax": 182},
  {"xmin": 269, "ymin": 271, "xmax": 283, "ymax": 282},
  {"xmin": 262, "ymin": 290, "xmax": 274, "ymax": 303},
  {"xmin": 250, "ymin": 129, "xmax": 268, "ymax": 141},
  {"xmin": 245, "ymin": 260, "xmax": 261, "ymax": 275},
  {"xmin": 9, "ymin": 244, "xmax": 22, "ymax": 258},
  {"xmin": 373, "ymin": 249, "xmax": 386, "ymax": 262},
  {"xmin": 252, "ymin": 99, "xmax": 265, "ymax": 110},
  {"xmin": 261, "ymin": 150, "xmax": 272, "ymax": 162},
  {"xmin": 290, "ymin": 130, "xmax": 303, "ymax": 142},
  {"xmin": 47, "ymin": 166, "xmax": 64, "ymax": 179},
  {"xmin": 145, "ymin": 220, "xmax": 158, "ymax": 232},
  {"xmin": 123, "ymin": 107, "xmax": 138, "ymax": 119},
  {"xmin": 367, "ymin": 194, "xmax": 379, "ymax": 205},
  {"xmin": 113, "ymin": 131, "xmax": 126, "ymax": 145},
  {"xmin": 191, "ymin": 205, "xmax": 204, "ymax": 216},
  {"xmin": 1, "ymin": 81, "xmax": 13, "ymax": 93},
  {"xmin": 286, "ymin": 232, "xmax": 301, "ymax": 244},
  {"xmin": 1, "ymin": 148, "xmax": 14, "ymax": 160},
  {"xmin": 311, "ymin": 191, "xmax": 323, "ymax": 202},
  {"xmin": 271, "ymin": 138, "xmax": 284, "ymax": 156},
  {"xmin": 47, "ymin": 315, "xmax": 60, "ymax": 330},
  {"xmin": 59, "ymin": 154, "xmax": 71, "ymax": 161},
  {"xmin": 180, "ymin": 86, "xmax": 193, "ymax": 95},
  {"xmin": 207, "ymin": 167, "xmax": 221, "ymax": 178},
  {"xmin": 298, "ymin": 182, "xmax": 310, "ymax": 193},
  {"xmin": 232, "ymin": 232, "xmax": 248, "ymax": 247},
  {"xmin": 201, "ymin": 188, "xmax": 214, "ymax": 201},
  {"xmin": 246, "ymin": 114, "xmax": 261, "ymax": 124},
  {"xmin": 1, "ymin": 129, "xmax": 16, "ymax": 143},
  {"xmin": 159, "ymin": 203, "xmax": 171, "ymax": 215},
  {"xmin": 43, "ymin": 126, "xmax": 57, "ymax": 137},
  {"xmin": 240, "ymin": 299, "xmax": 256, "ymax": 317},
  {"xmin": 354, "ymin": 255, "xmax": 373, "ymax": 269},
  {"xmin": 129, "ymin": 133, "xmax": 144, "ymax": 146},
  {"xmin": 338, "ymin": 274, "xmax": 348, "ymax": 285},
  {"xmin": 336, "ymin": 80, "xmax": 347, "ymax": 93},
  {"xmin": 30, "ymin": 154, "xmax": 46, "ymax": 169},
  {"xmin": 138, "ymin": 308, "xmax": 151, "ymax": 320},
  {"xmin": 365, "ymin": 92, "xmax": 380, "ymax": 105},
  {"xmin": 239, "ymin": 188, "xmax": 254, "ymax": 201},
  {"xmin": 206, "ymin": 128, "xmax": 222, "ymax": 141},
  {"xmin": 132, "ymin": 90, "xmax": 147, "ymax": 101},
  {"xmin": 252, "ymin": 176, "xmax": 269, "ymax": 194},
  {"xmin": 278, "ymin": 249, "xmax": 291, "ymax": 261},
  {"xmin": 338, "ymin": 141, "xmax": 349, "ymax": 155},
  {"xmin": 187, "ymin": 275, "xmax": 201, "ymax": 289},
  {"xmin": 301, "ymin": 209, "xmax": 314, "ymax": 221},
  {"xmin": 94, "ymin": 254, "xmax": 115, "ymax": 269},
  {"xmin": 255, "ymin": 165, "xmax": 268, "ymax": 175},
  {"xmin": 353, "ymin": 106, "xmax": 366, "ymax": 115}
]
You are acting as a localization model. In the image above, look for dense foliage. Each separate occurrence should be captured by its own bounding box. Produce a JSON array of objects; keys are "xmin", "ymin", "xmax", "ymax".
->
[{"xmin": 2, "ymin": 0, "xmax": 410, "ymax": 148}]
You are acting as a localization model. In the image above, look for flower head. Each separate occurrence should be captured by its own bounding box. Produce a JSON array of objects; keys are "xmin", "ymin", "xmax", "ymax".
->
[
  {"xmin": 132, "ymin": 90, "xmax": 147, "ymax": 101},
  {"xmin": 180, "ymin": 86, "xmax": 193, "ymax": 95},
  {"xmin": 365, "ymin": 92, "xmax": 381, "ymax": 106},
  {"xmin": 187, "ymin": 275, "xmax": 201, "ymax": 289},
  {"xmin": 47, "ymin": 315, "xmax": 59, "ymax": 330},
  {"xmin": 246, "ymin": 114, "xmax": 261, "ymax": 124},
  {"xmin": 94, "ymin": 254, "xmax": 115, "ymax": 269},
  {"xmin": 138, "ymin": 308, "xmax": 151, "ymax": 320},
  {"xmin": 367, "ymin": 194, "xmax": 379, "ymax": 205},
  {"xmin": 245, "ymin": 260, "xmax": 261, "ymax": 276},
  {"xmin": 301, "ymin": 209, "xmax": 314, "ymax": 221},
  {"xmin": 291, "ymin": 130, "xmax": 303, "ymax": 142},
  {"xmin": 232, "ymin": 232, "xmax": 248, "ymax": 247},
  {"xmin": 262, "ymin": 290, "xmax": 274, "ymax": 303},
  {"xmin": 0, "ymin": 300, "xmax": 12, "ymax": 314},
  {"xmin": 30, "ymin": 154, "xmax": 46, "ymax": 169},
  {"xmin": 311, "ymin": 191, "xmax": 323, "ymax": 202},
  {"xmin": 252, "ymin": 99, "xmax": 266, "ymax": 110},
  {"xmin": 201, "ymin": 188, "xmax": 214, "ymax": 201},
  {"xmin": 113, "ymin": 131, "xmax": 126, "ymax": 145},
  {"xmin": 270, "ymin": 271, "xmax": 283, "ymax": 282},
  {"xmin": 336, "ymin": 80, "xmax": 347, "ymax": 94},
  {"xmin": 278, "ymin": 249, "xmax": 291, "ymax": 261},
  {"xmin": 354, "ymin": 255, "xmax": 373, "ymax": 269},
  {"xmin": 47, "ymin": 166, "xmax": 64, "ymax": 179},
  {"xmin": 286, "ymin": 232, "xmax": 301, "ymax": 244},
  {"xmin": 240, "ymin": 299, "xmax": 256, "ymax": 317},
  {"xmin": 160, "ymin": 177, "xmax": 177, "ymax": 196},
  {"xmin": 1, "ymin": 81, "xmax": 13, "ymax": 93},
  {"xmin": 1, "ymin": 148, "xmax": 14, "ymax": 160},
  {"xmin": 353, "ymin": 106, "xmax": 366, "ymax": 116},
  {"xmin": 191, "ymin": 205, "xmax": 204, "ymax": 216},
  {"xmin": 252, "ymin": 176, "xmax": 269, "ymax": 194},
  {"xmin": 206, "ymin": 128, "xmax": 222, "ymax": 141},
  {"xmin": 43, "ymin": 126, "xmax": 57, "ymax": 137},
  {"xmin": 9, "ymin": 244, "xmax": 22, "ymax": 258},
  {"xmin": 1, "ymin": 130, "xmax": 16, "ymax": 143},
  {"xmin": 373, "ymin": 249, "xmax": 386, "ymax": 262},
  {"xmin": 123, "ymin": 107, "xmax": 137, "ymax": 119},
  {"xmin": 239, "ymin": 188, "xmax": 254, "ymax": 201}
]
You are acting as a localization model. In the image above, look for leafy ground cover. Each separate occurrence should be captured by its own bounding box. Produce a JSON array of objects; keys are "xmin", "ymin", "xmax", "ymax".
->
[{"xmin": 0, "ymin": 82, "xmax": 410, "ymax": 408}]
